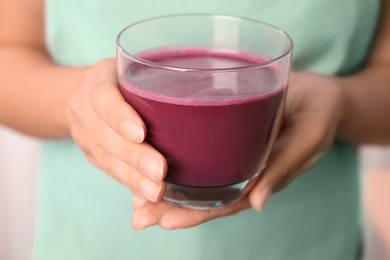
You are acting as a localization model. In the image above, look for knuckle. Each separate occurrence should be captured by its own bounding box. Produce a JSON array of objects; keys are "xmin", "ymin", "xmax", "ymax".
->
[
  {"xmin": 83, "ymin": 152, "xmax": 99, "ymax": 168},
  {"xmin": 65, "ymin": 104, "xmax": 75, "ymax": 123},
  {"xmin": 70, "ymin": 126, "xmax": 82, "ymax": 145},
  {"xmin": 274, "ymin": 179, "xmax": 290, "ymax": 193},
  {"xmin": 84, "ymin": 67, "xmax": 97, "ymax": 83},
  {"xmin": 88, "ymin": 84, "xmax": 101, "ymax": 111},
  {"xmin": 88, "ymin": 123, "xmax": 104, "ymax": 143},
  {"xmin": 95, "ymin": 59, "xmax": 111, "ymax": 69},
  {"xmin": 70, "ymin": 127, "xmax": 90, "ymax": 154},
  {"xmin": 89, "ymin": 82, "xmax": 118, "ymax": 120},
  {"xmin": 310, "ymin": 124, "xmax": 334, "ymax": 151},
  {"xmin": 126, "ymin": 170, "xmax": 142, "ymax": 194},
  {"xmin": 93, "ymin": 146, "xmax": 111, "ymax": 172},
  {"xmin": 264, "ymin": 165, "xmax": 288, "ymax": 190},
  {"xmin": 104, "ymin": 102, "xmax": 117, "ymax": 124},
  {"xmin": 120, "ymin": 165, "xmax": 143, "ymax": 195},
  {"xmin": 94, "ymin": 59, "xmax": 116, "ymax": 81},
  {"xmin": 303, "ymin": 123, "xmax": 327, "ymax": 147},
  {"xmin": 66, "ymin": 97, "xmax": 82, "ymax": 123},
  {"xmin": 89, "ymin": 81, "xmax": 108, "ymax": 105},
  {"xmin": 120, "ymin": 141, "xmax": 137, "ymax": 163},
  {"xmin": 93, "ymin": 60, "xmax": 110, "ymax": 74}
]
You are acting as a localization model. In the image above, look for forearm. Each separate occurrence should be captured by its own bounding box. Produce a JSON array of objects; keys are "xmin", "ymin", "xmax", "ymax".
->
[
  {"xmin": 0, "ymin": 46, "xmax": 87, "ymax": 139},
  {"xmin": 335, "ymin": 0, "xmax": 390, "ymax": 145},
  {"xmin": 336, "ymin": 64, "xmax": 390, "ymax": 145}
]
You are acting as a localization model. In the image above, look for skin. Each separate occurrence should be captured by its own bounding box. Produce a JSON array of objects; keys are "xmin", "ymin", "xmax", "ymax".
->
[{"xmin": 1, "ymin": 0, "xmax": 390, "ymax": 230}]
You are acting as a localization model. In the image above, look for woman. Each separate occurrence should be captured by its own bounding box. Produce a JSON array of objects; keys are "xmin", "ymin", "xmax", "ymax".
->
[{"xmin": 0, "ymin": 0, "xmax": 389, "ymax": 259}]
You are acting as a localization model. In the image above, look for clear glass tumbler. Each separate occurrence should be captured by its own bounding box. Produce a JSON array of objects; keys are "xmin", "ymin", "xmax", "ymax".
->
[{"xmin": 116, "ymin": 14, "xmax": 293, "ymax": 209}]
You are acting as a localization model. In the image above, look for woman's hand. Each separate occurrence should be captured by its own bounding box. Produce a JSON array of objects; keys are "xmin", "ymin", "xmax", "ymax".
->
[
  {"xmin": 66, "ymin": 58, "xmax": 168, "ymax": 202},
  {"xmin": 131, "ymin": 71, "xmax": 345, "ymax": 230}
]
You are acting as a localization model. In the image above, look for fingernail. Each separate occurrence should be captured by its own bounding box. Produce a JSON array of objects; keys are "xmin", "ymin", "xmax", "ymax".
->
[
  {"xmin": 140, "ymin": 156, "xmax": 164, "ymax": 180},
  {"xmin": 140, "ymin": 178, "xmax": 161, "ymax": 202},
  {"xmin": 254, "ymin": 185, "xmax": 271, "ymax": 212},
  {"xmin": 121, "ymin": 121, "xmax": 144, "ymax": 143}
]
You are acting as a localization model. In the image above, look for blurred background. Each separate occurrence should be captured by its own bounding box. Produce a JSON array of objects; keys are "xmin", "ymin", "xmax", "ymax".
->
[
  {"xmin": 0, "ymin": 127, "xmax": 389, "ymax": 260},
  {"xmin": 0, "ymin": 127, "xmax": 40, "ymax": 260}
]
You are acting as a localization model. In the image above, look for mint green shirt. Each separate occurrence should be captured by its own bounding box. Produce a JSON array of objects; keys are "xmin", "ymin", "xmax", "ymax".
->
[{"xmin": 34, "ymin": 0, "xmax": 379, "ymax": 259}]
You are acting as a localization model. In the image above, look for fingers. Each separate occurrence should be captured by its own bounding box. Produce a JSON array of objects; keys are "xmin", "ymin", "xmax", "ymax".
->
[
  {"xmin": 67, "ymin": 59, "xmax": 169, "ymax": 204},
  {"xmin": 71, "ymin": 124, "xmax": 165, "ymax": 202},
  {"xmin": 85, "ymin": 59, "xmax": 168, "ymax": 181},
  {"xmin": 69, "ymin": 85, "xmax": 167, "ymax": 182},
  {"xmin": 130, "ymin": 72, "xmax": 344, "ymax": 229},
  {"xmin": 87, "ymin": 59, "xmax": 146, "ymax": 143},
  {"xmin": 132, "ymin": 200, "xmax": 175, "ymax": 230},
  {"xmin": 249, "ymin": 120, "xmax": 326, "ymax": 209},
  {"xmin": 132, "ymin": 198, "xmax": 251, "ymax": 230},
  {"xmin": 132, "ymin": 196, "xmax": 149, "ymax": 209},
  {"xmin": 247, "ymin": 184, "xmax": 271, "ymax": 212},
  {"xmin": 249, "ymin": 108, "xmax": 331, "ymax": 211},
  {"xmin": 83, "ymin": 109, "xmax": 167, "ymax": 181},
  {"xmin": 160, "ymin": 199, "xmax": 250, "ymax": 229},
  {"xmin": 248, "ymin": 74, "xmax": 344, "ymax": 210}
]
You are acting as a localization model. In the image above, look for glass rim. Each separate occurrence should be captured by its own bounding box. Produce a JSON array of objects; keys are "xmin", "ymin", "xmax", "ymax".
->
[{"xmin": 116, "ymin": 13, "xmax": 294, "ymax": 73}]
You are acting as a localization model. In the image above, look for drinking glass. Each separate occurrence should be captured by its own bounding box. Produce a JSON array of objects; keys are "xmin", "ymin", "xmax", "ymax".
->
[{"xmin": 116, "ymin": 14, "xmax": 293, "ymax": 209}]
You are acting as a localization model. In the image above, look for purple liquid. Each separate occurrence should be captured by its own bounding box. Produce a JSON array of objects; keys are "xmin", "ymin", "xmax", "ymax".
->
[{"xmin": 119, "ymin": 49, "xmax": 285, "ymax": 188}]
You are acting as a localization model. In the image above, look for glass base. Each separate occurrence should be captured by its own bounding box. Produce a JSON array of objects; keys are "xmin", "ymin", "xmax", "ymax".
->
[{"xmin": 163, "ymin": 174, "xmax": 260, "ymax": 210}]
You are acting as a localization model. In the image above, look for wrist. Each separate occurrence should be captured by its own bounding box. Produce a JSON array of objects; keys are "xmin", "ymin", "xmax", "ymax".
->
[{"xmin": 332, "ymin": 76, "xmax": 350, "ymax": 142}]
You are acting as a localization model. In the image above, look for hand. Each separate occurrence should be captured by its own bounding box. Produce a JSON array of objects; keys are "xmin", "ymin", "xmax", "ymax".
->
[
  {"xmin": 131, "ymin": 71, "xmax": 345, "ymax": 230},
  {"xmin": 66, "ymin": 59, "xmax": 168, "ymax": 202}
]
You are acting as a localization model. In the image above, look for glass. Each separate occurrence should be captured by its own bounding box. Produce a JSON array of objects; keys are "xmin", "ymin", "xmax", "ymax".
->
[{"xmin": 116, "ymin": 14, "xmax": 293, "ymax": 209}]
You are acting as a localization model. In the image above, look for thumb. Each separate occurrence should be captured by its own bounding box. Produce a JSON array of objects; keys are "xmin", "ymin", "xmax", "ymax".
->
[{"xmin": 248, "ymin": 121, "xmax": 325, "ymax": 211}]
